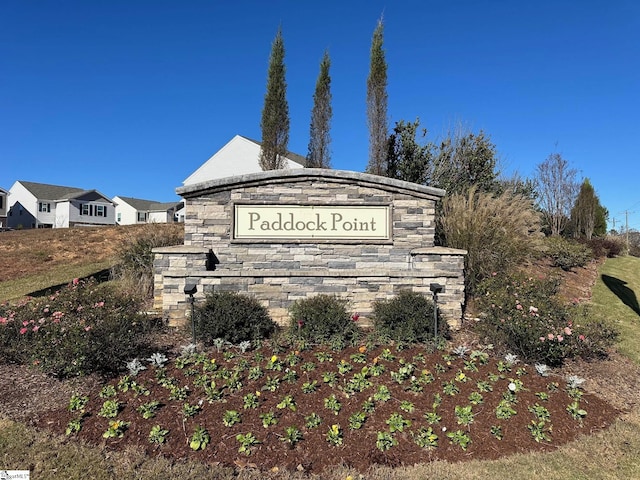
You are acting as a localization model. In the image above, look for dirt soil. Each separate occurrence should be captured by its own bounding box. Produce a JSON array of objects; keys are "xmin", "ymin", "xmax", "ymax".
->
[
  {"xmin": 1, "ymin": 229, "xmax": 638, "ymax": 474},
  {"xmin": 28, "ymin": 345, "xmax": 624, "ymax": 474}
]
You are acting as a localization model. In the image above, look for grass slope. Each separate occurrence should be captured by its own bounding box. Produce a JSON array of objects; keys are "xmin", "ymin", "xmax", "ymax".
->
[
  {"xmin": 0, "ymin": 261, "xmax": 112, "ymax": 302},
  {"xmin": 591, "ymin": 256, "xmax": 640, "ymax": 364}
]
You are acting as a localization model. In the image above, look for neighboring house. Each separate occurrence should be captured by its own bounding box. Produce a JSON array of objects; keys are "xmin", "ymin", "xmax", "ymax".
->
[
  {"xmin": 113, "ymin": 196, "xmax": 184, "ymax": 225},
  {"xmin": 182, "ymin": 135, "xmax": 306, "ymax": 186},
  {"xmin": 0, "ymin": 187, "xmax": 7, "ymax": 228},
  {"xmin": 6, "ymin": 181, "xmax": 115, "ymax": 229}
]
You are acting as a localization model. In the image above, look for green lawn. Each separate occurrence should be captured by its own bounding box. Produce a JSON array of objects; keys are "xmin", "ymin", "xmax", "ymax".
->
[
  {"xmin": 591, "ymin": 255, "xmax": 640, "ymax": 364},
  {"xmin": 0, "ymin": 261, "xmax": 112, "ymax": 303}
]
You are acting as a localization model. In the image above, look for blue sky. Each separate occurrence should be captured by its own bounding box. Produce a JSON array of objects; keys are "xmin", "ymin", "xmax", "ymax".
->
[{"xmin": 2, "ymin": 1, "xmax": 638, "ymax": 230}]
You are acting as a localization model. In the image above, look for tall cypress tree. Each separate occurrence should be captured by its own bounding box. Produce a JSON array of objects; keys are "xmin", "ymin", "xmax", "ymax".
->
[
  {"xmin": 260, "ymin": 27, "xmax": 289, "ymax": 170},
  {"xmin": 571, "ymin": 178, "xmax": 604, "ymax": 240},
  {"xmin": 366, "ymin": 17, "xmax": 389, "ymax": 176},
  {"xmin": 307, "ymin": 50, "xmax": 332, "ymax": 168}
]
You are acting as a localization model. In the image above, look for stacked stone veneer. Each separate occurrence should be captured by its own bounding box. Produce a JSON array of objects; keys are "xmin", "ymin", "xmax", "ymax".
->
[{"xmin": 153, "ymin": 169, "xmax": 466, "ymax": 328}]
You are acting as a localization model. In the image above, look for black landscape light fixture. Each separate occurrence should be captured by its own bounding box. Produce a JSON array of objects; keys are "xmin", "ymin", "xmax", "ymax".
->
[
  {"xmin": 184, "ymin": 283, "xmax": 198, "ymax": 347},
  {"xmin": 430, "ymin": 283, "xmax": 444, "ymax": 338}
]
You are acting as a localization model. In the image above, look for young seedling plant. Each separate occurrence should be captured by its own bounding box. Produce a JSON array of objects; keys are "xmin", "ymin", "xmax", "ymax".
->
[{"xmin": 236, "ymin": 432, "xmax": 260, "ymax": 455}]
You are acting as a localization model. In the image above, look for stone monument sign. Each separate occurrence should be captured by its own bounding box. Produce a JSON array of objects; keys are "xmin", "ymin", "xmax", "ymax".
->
[{"xmin": 153, "ymin": 169, "xmax": 466, "ymax": 327}]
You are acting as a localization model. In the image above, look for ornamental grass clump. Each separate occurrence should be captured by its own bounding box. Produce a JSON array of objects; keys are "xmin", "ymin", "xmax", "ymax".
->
[
  {"xmin": 0, "ymin": 278, "xmax": 155, "ymax": 377},
  {"xmin": 110, "ymin": 223, "xmax": 183, "ymax": 298},
  {"xmin": 439, "ymin": 185, "xmax": 542, "ymax": 294}
]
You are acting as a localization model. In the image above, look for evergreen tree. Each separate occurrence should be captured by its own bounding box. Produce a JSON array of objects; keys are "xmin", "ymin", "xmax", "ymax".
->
[
  {"xmin": 571, "ymin": 178, "xmax": 606, "ymax": 239},
  {"xmin": 366, "ymin": 17, "xmax": 388, "ymax": 176},
  {"xmin": 594, "ymin": 204, "xmax": 608, "ymax": 237},
  {"xmin": 260, "ymin": 28, "xmax": 289, "ymax": 170},
  {"xmin": 307, "ymin": 50, "xmax": 332, "ymax": 168},
  {"xmin": 385, "ymin": 119, "xmax": 431, "ymax": 184},
  {"xmin": 432, "ymin": 127, "xmax": 499, "ymax": 196}
]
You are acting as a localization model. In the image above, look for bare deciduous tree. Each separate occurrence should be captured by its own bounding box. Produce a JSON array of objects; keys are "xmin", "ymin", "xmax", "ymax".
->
[{"xmin": 535, "ymin": 153, "xmax": 578, "ymax": 236}]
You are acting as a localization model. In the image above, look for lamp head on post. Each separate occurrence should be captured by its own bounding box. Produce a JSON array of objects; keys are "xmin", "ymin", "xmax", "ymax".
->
[
  {"xmin": 184, "ymin": 284, "xmax": 197, "ymax": 296},
  {"xmin": 429, "ymin": 283, "xmax": 444, "ymax": 295}
]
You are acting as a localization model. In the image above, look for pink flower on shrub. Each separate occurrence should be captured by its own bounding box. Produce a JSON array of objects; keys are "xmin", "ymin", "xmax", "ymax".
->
[
  {"xmin": 564, "ymin": 326, "xmax": 572, "ymax": 335},
  {"xmin": 43, "ymin": 307, "xmax": 50, "ymax": 313},
  {"xmin": 297, "ymin": 319, "xmax": 304, "ymax": 328},
  {"xmin": 0, "ymin": 317, "xmax": 7, "ymax": 325},
  {"xmin": 93, "ymin": 301, "xmax": 105, "ymax": 308},
  {"xmin": 84, "ymin": 326, "xmax": 91, "ymax": 332},
  {"xmin": 19, "ymin": 327, "xmax": 28, "ymax": 335},
  {"xmin": 579, "ymin": 334, "xmax": 586, "ymax": 341},
  {"xmin": 32, "ymin": 325, "xmax": 39, "ymax": 332},
  {"xmin": 557, "ymin": 335, "xmax": 564, "ymax": 342},
  {"xmin": 539, "ymin": 337, "xmax": 545, "ymax": 342},
  {"xmin": 547, "ymin": 333, "xmax": 554, "ymax": 340},
  {"xmin": 22, "ymin": 321, "xmax": 29, "ymax": 326},
  {"xmin": 529, "ymin": 306, "xmax": 538, "ymax": 314},
  {"xmin": 351, "ymin": 313, "xmax": 360, "ymax": 322},
  {"xmin": 516, "ymin": 304, "xmax": 523, "ymax": 310},
  {"xmin": 72, "ymin": 278, "xmax": 79, "ymax": 285}
]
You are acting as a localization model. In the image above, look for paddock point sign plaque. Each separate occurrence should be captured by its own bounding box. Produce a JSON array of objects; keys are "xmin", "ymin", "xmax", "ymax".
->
[{"xmin": 234, "ymin": 204, "xmax": 391, "ymax": 240}]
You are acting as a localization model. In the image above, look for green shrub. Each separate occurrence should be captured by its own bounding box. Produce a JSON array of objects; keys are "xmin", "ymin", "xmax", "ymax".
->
[
  {"xmin": 439, "ymin": 186, "xmax": 542, "ymax": 294},
  {"xmin": 0, "ymin": 278, "xmax": 155, "ymax": 377},
  {"xmin": 372, "ymin": 290, "xmax": 447, "ymax": 343},
  {"xmin": 195, "ymin": 291, "xmax": 276, "ymax": 345},
  {"xmin": 474, "ymin": 272, "xmax": 618, "ymax": 365},
  {"xmin": 111, "ymin": 224, "xmax": 184, "ymax": 298},
  {"xmin": 0, "ymin": 301, "xmax": 28, "ymax": 364},
  {"xmin": 543, "ymin": 236, "xmax": 593, "ymax": 270},
  {"xmin": 289, "ymin": 295, "xmax": 360, "ymax": 345}
]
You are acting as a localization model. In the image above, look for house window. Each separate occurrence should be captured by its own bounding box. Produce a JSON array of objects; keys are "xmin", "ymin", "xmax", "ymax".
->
[
  {"xmin": 117, "ymin": 212, "xmax": 121, "ymax": 222},
  {"xmin": 81, "ymin": 204, "xmax": 89, "ymax": 215},
  {"xmin": 95, "ymin": 205, "xmax": 106, "ymax": 217},
  {"xmin": 137, "ymin": 212, "xmax": 148, "ymax": 222},
  {"xmin": 0, "ymin": 196, "xmax": 3, "ymax": 209},
  {"xmin": 39, "ymin": 202, "xmax": 51, "ymax": 213}
]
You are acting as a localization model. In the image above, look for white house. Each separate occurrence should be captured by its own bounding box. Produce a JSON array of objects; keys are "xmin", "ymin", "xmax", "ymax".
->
[
  {"xmin": 0, "ymin": 187, "xmax": 7, "ymax": 228},
  {"xmin": 182, "ymin": 135, "xmax": 306, "ymax": 186},
  {"xmin": 6, "ymin": 181, "xmax": 115, "ymax": 229},
  {"xmin": 113, "ymin": 196, "xmax": 184, "ymax": 225}
]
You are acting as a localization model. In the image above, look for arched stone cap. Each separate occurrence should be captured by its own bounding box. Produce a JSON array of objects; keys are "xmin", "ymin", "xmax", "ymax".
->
[{"xmin": 176, "ymin": 169, "xmax": 446, "ymax": 201}]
